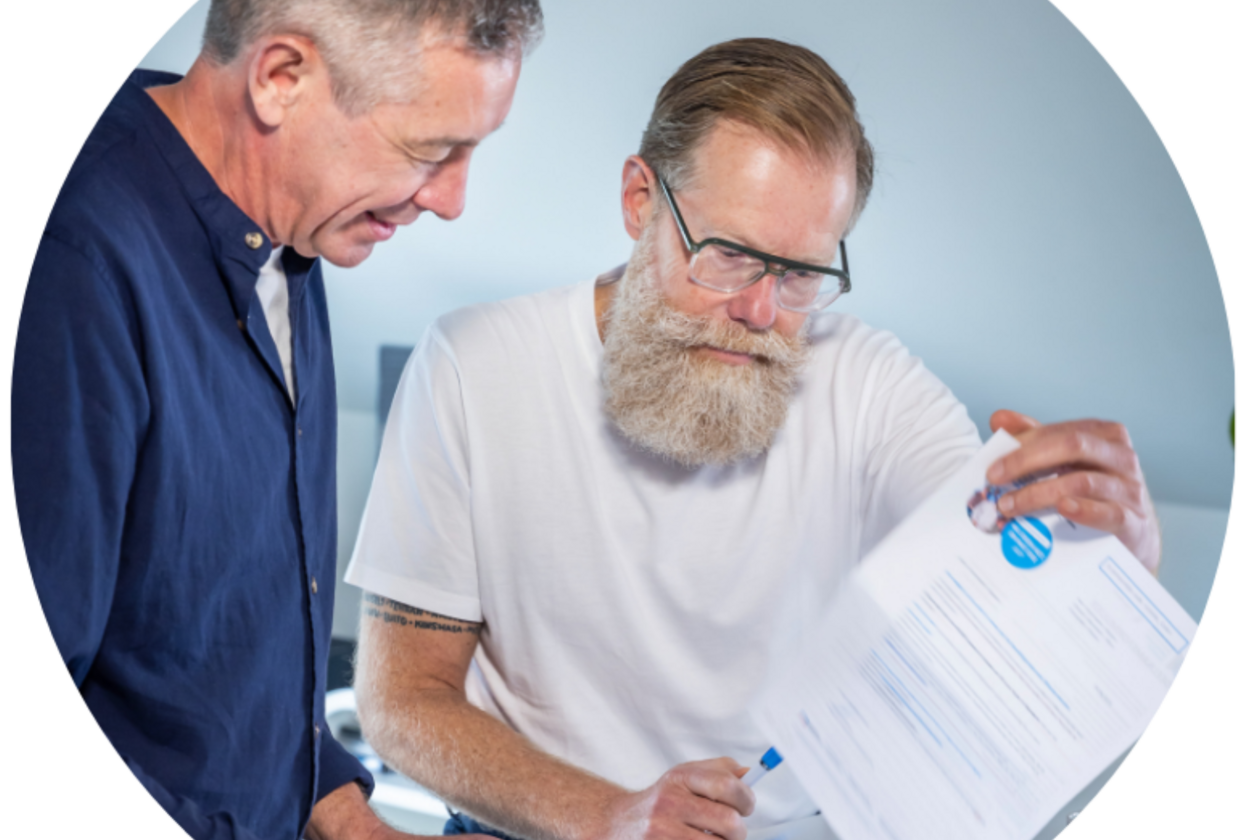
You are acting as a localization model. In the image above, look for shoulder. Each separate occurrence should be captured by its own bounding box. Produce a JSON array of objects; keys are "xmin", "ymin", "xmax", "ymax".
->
[
  {"xmin": 804, "ymin": 311, "xmax": 928, "ymax": 383},
  {"xmin": 44, "ymin": 83, "xmax": 178, "ymax": 273},
  {"xmin": 798, "ymin": 311, "xmax": 972, "ymax": 438},
  {"xmin": 429, "ymin": 282, "xmax": 586, "ymax": 365}
]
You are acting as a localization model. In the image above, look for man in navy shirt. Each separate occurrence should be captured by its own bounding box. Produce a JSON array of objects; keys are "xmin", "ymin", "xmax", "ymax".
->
[{"xmin": 12, "ymin": 1, "xmax": 541, "ymax": 838}]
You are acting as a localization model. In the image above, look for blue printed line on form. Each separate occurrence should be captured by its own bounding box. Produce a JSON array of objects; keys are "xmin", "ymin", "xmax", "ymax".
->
[
  {"xmin": 947, "ymin": 572, "xmax": 1071, "ymax": 711},
  {"xmin": 909, "ymin": 604, "xmax": 935, "ymax": 635},
  {"xmin": 869, "ymin": 650, "xmax": 942, "ymax": 745},
  {"xmin": 870, "ymin": 649, "xmax": 981, "ymax": 778},
  {"xmin": 885, "ymin": 637, "xmax": 928, "ymax": 686},
  {"xmin": 1099, "ymin": 557, "xmax": 1189, "ymax": 654}
]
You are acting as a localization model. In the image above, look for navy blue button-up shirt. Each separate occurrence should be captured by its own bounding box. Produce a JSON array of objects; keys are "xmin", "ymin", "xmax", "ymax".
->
[{"xmin": 13, "ymin": 70, "xmax": 372, "ymax": 840}]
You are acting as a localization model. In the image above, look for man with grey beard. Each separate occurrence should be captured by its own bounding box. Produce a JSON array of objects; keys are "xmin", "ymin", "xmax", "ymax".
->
[
  {"xmin": 600, "ymin": 222, "xmax": 812, "ymax": 467},
  {"xmin": 347, "ymin": 38, "xmax": 1162, "ymax": 840}
]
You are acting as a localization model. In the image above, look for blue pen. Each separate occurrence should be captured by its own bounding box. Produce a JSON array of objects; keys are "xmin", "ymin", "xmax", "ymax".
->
[{"xmin": 741, "ymin": 747, "xmax": 784, "ymax": 787}]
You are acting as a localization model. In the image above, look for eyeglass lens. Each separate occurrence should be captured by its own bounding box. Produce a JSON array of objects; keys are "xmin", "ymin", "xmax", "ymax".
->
[{"xmin": 690, "ymin": 243, "xmax": 845, "ymax": 311}]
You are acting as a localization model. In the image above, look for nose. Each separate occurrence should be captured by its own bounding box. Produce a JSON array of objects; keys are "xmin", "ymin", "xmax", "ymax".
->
[
  {"xmin": 413, "ymin": 151, "xmax": 472, "ymax": 221},
  {"xmin": 725, "ymin": 271, "xmax": 780, "ymax": 330}
]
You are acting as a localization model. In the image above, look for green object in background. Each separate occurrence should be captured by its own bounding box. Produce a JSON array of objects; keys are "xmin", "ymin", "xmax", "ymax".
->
[{"xmin": 1231, "ymin": 410, "xmax": 1235, "ymax": 448}]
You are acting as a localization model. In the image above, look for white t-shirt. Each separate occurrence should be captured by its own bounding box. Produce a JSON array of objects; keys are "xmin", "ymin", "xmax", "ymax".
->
[
  {"xmin": 255, "ymin": 245, "xmax": 295, "ymax": 401},
  {"xmin": 346, "ymin": 278, "xmax": 981, "ymax": 827}
]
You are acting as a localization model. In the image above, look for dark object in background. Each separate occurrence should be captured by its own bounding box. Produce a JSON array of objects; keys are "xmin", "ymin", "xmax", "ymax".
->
[
  {"xmin": 379, "ymin": 345, "xmax": 417, "ymax": 428},
  {"xmin": 328, "ymin": 637, "xmax": 358, "ymax": 692}
]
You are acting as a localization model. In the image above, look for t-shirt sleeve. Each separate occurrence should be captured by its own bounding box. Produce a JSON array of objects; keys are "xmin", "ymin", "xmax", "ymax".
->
[
  {"xmin": 849, "ymin": 330, "xmax": 982, "ymax": 555},
  {"xmin": 345, "ymin": 326, "xmax": 482, "ymax": 621}
]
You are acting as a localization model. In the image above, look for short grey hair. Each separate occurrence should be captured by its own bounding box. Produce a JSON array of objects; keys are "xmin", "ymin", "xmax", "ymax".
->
[{"xmin": 203, "ymin": 0, "xmax": 543, "ymax": 115}]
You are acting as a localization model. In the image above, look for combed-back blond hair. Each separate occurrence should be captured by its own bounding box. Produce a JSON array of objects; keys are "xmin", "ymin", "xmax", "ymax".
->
[{"xmin": 639, "ymin": 38, "xmax": 874, "ymax": 226}]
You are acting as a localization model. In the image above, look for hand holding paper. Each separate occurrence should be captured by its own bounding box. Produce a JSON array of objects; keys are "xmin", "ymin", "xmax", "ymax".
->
[
  {"xmin": 749, "ymin": 431, "xmax": 1195, "ymax": 840},
  {"xmin": 987, "ymin": 410, "xmax": 1161, "ymax": 574}
]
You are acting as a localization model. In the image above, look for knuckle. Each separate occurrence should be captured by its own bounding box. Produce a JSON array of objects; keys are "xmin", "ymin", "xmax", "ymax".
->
[
  {"xmin": 1068, "ymin": 431, "xmax": 1091, "ymax": 461},
  {"xmin": 1016, "ymin": 485, "xmax": 1042, "ymax": 509},
  {"xmin": 653, "ymin": 787, "xmax": 680, "ymax": 811},
  {"xmin": 1067, "ymin": 472, "xmax": 1092, "ymax": 497}
]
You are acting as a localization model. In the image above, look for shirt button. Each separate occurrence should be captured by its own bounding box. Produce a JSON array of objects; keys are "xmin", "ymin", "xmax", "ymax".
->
[
  {"xmin": 314, "ymin": 724, "xmax": 321, "ymax": 738},
  {"xmin": 245, "ymin": 232, "xmax": 264, "ymax": 249},
  {"xmin": 311, "ymin": 576, "xmax": 318, "ymax": 594},
  {"xmin": 297, "ymin": 427, "xmax": 303, "ymax": 437}
]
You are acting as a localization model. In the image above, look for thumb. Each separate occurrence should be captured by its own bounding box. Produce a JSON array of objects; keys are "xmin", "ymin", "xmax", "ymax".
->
[{"xmin": 990, "ymin": 408, "xmax": 1041, "ymax": 435}]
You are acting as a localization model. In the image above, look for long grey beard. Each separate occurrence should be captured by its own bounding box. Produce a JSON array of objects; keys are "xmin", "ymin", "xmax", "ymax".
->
[{"xmin": 601, "ymin": 232, "xmax": 812, "ymax": 468}]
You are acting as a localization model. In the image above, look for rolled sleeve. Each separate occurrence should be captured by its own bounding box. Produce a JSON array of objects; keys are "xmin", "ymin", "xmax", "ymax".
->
[{"xmin": 318, "ymin": 730, "xmax": 375, "ymax": 802}]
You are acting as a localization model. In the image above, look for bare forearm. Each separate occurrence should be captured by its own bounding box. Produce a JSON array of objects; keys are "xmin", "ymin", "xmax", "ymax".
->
[
  {"xmin": 354, "ymin": 597, "xmax": 628, "ymax": 840},
  {"xmin": 362, "ymin": 685, "xmax": 625, "ymax": 840}
]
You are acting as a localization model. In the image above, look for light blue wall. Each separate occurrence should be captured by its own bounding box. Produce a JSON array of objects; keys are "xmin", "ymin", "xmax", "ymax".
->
[{"xmin": 142, "ymin": 0, "xmax": 1233, "ymax": 512}]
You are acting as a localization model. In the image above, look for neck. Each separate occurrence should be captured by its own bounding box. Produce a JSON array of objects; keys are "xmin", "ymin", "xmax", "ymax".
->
[{"xmin": 148, "ymin": 57, "xmax": 281, "ymax": 245}]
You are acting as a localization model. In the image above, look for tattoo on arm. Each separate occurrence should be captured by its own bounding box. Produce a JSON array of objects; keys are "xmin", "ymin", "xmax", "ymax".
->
[{"xmin": 362, "ymin": 593, "xmax": 481, "ymax": 634}]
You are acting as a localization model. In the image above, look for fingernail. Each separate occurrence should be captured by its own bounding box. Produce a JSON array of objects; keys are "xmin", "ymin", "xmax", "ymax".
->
[
  {"xmin": 1064, "ymin": 499, "xmax": 1080, "ymax": 514},
  {"xmin": 998, "ymin": 495, "xmax": 1014, "ymax": 513},
  {"xmin": 987, "ymin": 464, "xmax": 1004, "ymax": 483}
]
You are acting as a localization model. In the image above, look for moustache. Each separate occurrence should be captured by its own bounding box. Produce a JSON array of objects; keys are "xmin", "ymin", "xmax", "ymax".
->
[{"xmin": 650, "ymin": 303, "xmax": 808, "ymax": 366}]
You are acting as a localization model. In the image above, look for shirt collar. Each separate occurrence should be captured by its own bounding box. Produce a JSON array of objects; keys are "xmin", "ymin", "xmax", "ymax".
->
[{"xmin": 120, "ymin": 69, "xmax": 318, "ymax": 318}]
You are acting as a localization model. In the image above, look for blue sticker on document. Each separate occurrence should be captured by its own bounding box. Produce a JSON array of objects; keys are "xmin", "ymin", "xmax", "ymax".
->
[{"xmin": 1001, "ymin": 516, "xmax": 1053, "ymax": 568}]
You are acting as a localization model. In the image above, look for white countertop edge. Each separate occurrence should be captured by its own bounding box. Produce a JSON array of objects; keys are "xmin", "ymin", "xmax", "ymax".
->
[{"xmin": 371, "ymin": 777, "xmax": 450, "ymax": 818}]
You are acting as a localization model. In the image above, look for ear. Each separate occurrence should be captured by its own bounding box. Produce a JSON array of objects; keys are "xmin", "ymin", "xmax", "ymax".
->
[
  {"xmin": 247, "ymin": 35, "xmax": 324, "ymax": 129},
  {"xmin": 621, "ymin": 155, "xmax": 658, "ymax": 242}
]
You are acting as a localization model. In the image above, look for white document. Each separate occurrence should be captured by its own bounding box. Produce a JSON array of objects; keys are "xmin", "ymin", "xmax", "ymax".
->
[{"xmin": 750, "ymin": 431, "xmax": 1196, "ymax": 840}]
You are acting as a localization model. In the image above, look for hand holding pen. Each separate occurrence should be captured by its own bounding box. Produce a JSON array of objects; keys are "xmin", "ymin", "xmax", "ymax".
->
[{"xmin": 741, "ymin": 747, "xmax": 784, "ymax": 787}]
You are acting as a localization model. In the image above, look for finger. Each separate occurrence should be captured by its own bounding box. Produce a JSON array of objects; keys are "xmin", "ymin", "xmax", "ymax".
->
[
  {"xmin": 1085, "ymin": 497, "xmax": 1162, "ymax": 576},
  {"xmin": 682, "ymin": 799, "xmax": 748, "ymax": 840},
  {"xmin": 679, "ymin": 760, "xmax": 755, "ymax": 818},
  {"xmin": 997, "ymin": 470, "xmax": 1139, "ymax": 519},
  {"xmin": 649, "ymin": 782, "xmax": 748, "ymax": 840},
  {"xmin": 987, "ymin": 420, "xmax": 1138, "ymax": 486},
  {"xmin": 1057, "ymin": 494, "xmax": 1126, "ymax": 530},
  {"xmin": 989, "ymin": 409, "xmax": 1041, "ymax": 436}
]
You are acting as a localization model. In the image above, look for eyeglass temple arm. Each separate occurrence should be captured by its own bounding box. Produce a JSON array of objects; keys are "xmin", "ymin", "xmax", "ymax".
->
[{"xmin": 655, "ymin": 175, "xmax": 697, "ymax": 252}]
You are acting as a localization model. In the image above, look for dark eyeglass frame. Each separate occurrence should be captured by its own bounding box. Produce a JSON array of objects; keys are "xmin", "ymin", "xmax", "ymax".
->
[{"xmin": 655, "ymin": 175, "xmax": 851, "ymax": 310}]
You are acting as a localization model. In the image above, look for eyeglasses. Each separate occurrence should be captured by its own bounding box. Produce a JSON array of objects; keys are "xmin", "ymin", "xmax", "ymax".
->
[{"xmin": 656, "ymin": 175, "xmax": 851, "ymax": 313}]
